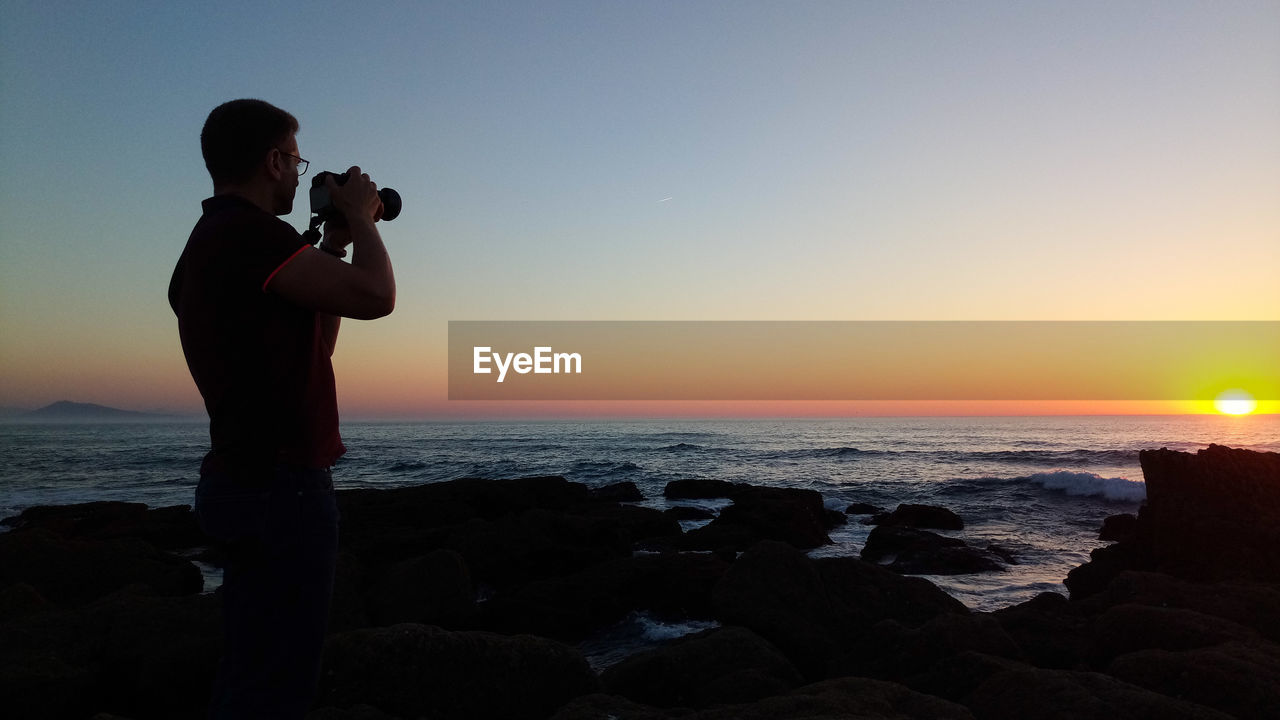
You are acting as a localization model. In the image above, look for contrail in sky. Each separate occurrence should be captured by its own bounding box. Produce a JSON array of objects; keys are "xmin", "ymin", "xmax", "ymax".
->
[{"xmin": 658, "ymin": 197, "xmax": 673, "ymax": 203}]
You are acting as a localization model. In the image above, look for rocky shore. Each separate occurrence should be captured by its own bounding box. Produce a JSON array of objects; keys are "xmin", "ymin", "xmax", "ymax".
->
[{"xmin": 2, "ymin": 444, "xmax": 1278, "ymax": 719}]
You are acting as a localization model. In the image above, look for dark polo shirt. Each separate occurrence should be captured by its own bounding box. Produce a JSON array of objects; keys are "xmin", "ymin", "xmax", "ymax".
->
[{"xmin": 169, "ymin": 194, "xmax": 345, "ymax": 475}]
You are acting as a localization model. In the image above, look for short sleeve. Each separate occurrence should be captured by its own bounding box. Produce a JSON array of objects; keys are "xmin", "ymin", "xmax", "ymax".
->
[{"xmin": 235, "ymin": 214, "xmax": 309, "ymax": 292}]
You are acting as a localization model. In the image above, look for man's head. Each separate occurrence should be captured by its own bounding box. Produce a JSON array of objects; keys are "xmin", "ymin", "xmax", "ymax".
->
[{"xmin": 201, "ymin": 99, "xmax": 303, "ymax": 215}]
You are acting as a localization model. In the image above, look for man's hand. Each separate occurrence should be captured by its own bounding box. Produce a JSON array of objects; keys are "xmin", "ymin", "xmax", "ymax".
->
[
  {"xmin": 321, "ymin": 219, "xmax": 353, "ymax": 253},
  {"xmin": 327, "ymin": 166, "xmax": 384, "ymax": 223},
  {"xmin": 266, "ymin": 163, "xmax": 396, "ymax": 320}
]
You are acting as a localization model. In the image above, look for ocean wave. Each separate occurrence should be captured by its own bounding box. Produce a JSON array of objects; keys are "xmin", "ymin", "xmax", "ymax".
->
[
  {"xmin": 1027, "ymin": 470, "xmax": 1146, "ymax": 502},
  {"xmin": 658, "ymin": 443, "xmax": 705, "ymax": 452},
  {"xmin": 964, "ymin": 449, "xmax": 1140, "ymax": 465},
  {"xmin": 383, "ymin": 460, "xmax": 429, "ymax": 473}
]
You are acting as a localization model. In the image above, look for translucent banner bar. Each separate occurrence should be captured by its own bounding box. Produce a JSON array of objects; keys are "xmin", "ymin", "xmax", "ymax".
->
[{"xmin": 447, "ymin": 321, "xmax": 1279, "ymax": 401}]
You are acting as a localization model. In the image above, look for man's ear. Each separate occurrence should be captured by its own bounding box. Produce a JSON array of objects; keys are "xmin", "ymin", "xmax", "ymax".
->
[{"xmin": 265, "ymin": 148, "xmax": 285, "ymax": 181}]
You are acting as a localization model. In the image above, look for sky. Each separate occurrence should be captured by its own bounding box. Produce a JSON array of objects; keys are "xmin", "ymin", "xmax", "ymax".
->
[{"xmin": 1, "ymin": 1, "xmax": 1277, "ymax": 419}]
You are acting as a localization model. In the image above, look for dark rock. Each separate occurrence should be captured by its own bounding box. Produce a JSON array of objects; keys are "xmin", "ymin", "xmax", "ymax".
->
[
  {"xmin": 862, "ymin": 525, "xmax": 964, "ymax": 562},
  {"xmin": 1107, "ymin": 640, "xmax": 1280, "ymax": 720},
  {"xmin": 699, "ymin": 676, "xmax": 976, "ymax": 719},
  {"xmin": 865, "ymin": 510, "xmax": 892, "ymax": 525},
  {"xmin": 602, "ymin": 626, "xmax": 804, "ymax": 708},
  {"xmin": 663, "ymin": 506, "xmax": 716, "ymax": 522},
  {"xmin": 480, "ymin": 552, "xmax": 729, "ymax": 640},
  {"xmin": 848, "ymin": 613, "xmax": 1025, "ymax": 680},
  {"xmin": 550, "ymin": 694, "xmax": 670, "ymax": 720},
  {"xmin": 0, "ymin": 588, "xmax": 222, "ymax": 720},
  {"xmin": 845, "ymin": 502, "xmax": 881, "ymax": 515},
  {"xmin": 903, "ymin": 651, "xmax": 1031, "ymax": 703},
  {"xmin": 0, "ymin": 581, "xmax": 50, "ymax": 623},
  {"xmin": 663, "ymin": 479, "xmax": 745, "ymax": 499},
  {"xmin": 1099, "ymin": 513, "xmax": 1138, "ymax": 542},
  {"xmin": 881, "ymin": 503, "xmax": 965, "ymax": 530},
  {"xmin": 1089, "ymin": 603, "xmax": 1259, "ymax": 665},
  {"xmin": 306, "ymin": 705, "xmax": 403, "ymax": 720},
  {"xmin": 710, "ymin": 541, "xmax": 841, "ymax": 678},
  {"xmin": 992, "ymin": 591, "xmax": 1090, "ymax": 669},
  {"xmin": 445, "ymin": 502, "xmax": 679, "ymax": 592},
  {"xmin": 366, "ymin": 550, "xmax": 475, "ymax": 628},
  {"xmin": 985, "ymin": 543, "xmax": 1018, "ymax": 564},
  {"xmin": 0, "ymin": 529, "xmax": 202, "ymax": 608},
  {"xmin": 1081, "ymin": 571, "xmax": 1280, "ymax": 643},
  {"xmin": 555, "ymin": 677, "xmax": 978, "ymax": 719},
  {"xmin": 1141, "ymin": 444, "xmax": 1280, "ymax": 579},
  {"xmin": 1063, "ymin": 538, "xmax": 1153, "ymax": 600},
  {"xmin": 814, "ymin": 554, "xmax": 969, "ymax": 630},
  {"xmin": 824, "ymin": 508, "xmax": 848, "ymax": 527},
  {"xmin": 318, "ymin": 623, "xmax": 600, "ymax": 720},
  {"xmin": 1067, "ymin": 445, "xmax": 1280, "ymax": 596},
  {"xmin": 862, "ymin": 525, "xmax": 1003, "ymax": 575},
  {"xmin": 965, "ymin": 666, "xmax": 1236, "ymax": 720},
  {"xmin": 591, "ymin": 482, "xmax": 644, "ymax": 502},
  {"xmin": 711, "ymin": 540, "xmax": 965, "ymax": 679},
  {"xmin": 682, "ymin": 487, "xmax": 833, "ymax": 552},
  {"xmin": 0, "ymin": 501, "xmax": 205, "ymax": 551}
]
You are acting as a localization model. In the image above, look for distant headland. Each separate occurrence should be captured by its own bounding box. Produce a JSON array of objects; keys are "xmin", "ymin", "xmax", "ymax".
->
[{"xmin": 0, "ymin": 401, "xmax": 195, "ymax": 423}]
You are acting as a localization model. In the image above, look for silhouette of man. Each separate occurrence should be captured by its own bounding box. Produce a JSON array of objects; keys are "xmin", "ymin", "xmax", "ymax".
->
[{"xmin": 169, "ymin": 98, "xmax": 395, "ymax": 720}]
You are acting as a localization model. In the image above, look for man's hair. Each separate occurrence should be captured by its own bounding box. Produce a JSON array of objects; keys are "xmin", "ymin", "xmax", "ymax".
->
[{"xmin": 201, "ymin": 99, "xmax": 299, "ymax": 186}]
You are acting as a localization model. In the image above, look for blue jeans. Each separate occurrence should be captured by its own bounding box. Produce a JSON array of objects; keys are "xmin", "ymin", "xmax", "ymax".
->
[{"xmin": 195, "ymin": 462, "xmax": 340, "ymax": 720}]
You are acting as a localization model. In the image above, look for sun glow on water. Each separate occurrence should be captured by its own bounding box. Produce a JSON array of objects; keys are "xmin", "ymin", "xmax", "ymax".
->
[{"xmin": 1214, "ymin": 389, "xmax": 1257, "ymax": 416}]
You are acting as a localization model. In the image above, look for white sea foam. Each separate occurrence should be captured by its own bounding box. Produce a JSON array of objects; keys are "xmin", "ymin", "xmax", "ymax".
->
[
  {"xmin": 638, "ymin": 613, "xmax": 719, "ymax": 642},
  {"xmin": 1029, "ymin": 470, "xmax": 1146, "ymax": 502}
]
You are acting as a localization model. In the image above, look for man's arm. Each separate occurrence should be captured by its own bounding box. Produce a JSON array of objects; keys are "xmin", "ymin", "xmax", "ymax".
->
[{"xmin": 267, "ymin": 167, "xmax": 396, "ymax": 320}]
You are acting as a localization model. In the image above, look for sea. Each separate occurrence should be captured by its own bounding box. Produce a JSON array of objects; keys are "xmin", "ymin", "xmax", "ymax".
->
[{"xmin": 2, "ymin": 415, "xmax": 1276, "ymax": 666}]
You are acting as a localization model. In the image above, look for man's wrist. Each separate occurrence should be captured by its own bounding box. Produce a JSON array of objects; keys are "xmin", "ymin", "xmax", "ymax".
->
[{"xmin": 318, "ymin": 241, "xmax": 347, "ymax": 258}]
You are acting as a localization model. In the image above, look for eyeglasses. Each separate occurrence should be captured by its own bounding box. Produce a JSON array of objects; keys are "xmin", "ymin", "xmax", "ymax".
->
[{"xmin": 278, "ymin": 149, "xmax": 309, "ymax": 176}]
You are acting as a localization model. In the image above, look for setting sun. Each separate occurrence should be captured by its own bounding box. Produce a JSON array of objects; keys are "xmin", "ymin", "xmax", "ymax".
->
[{"xmin": 1214, "ymin": 389, "xmax": 1258, "ymax": 416}]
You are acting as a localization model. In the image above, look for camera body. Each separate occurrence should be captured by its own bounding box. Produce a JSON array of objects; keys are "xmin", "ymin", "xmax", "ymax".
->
[{"xmin": 309, "ymin": 170, "xmax": 402, "ymax": 223}]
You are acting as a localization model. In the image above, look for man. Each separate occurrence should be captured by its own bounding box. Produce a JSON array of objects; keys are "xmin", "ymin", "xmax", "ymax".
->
[{"xmin": 169, "ymin": 99, "xmax": 395, "ymax": 719}]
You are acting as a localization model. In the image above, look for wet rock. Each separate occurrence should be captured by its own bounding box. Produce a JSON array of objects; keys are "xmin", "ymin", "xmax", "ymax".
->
[
  {"xmin": 663, "ymin": 479, "xmax": 745, "ymax": 499},
  {"xmin": 319, "ymin": 623, "xmax": 600, "ymax": 720},
  {"xmin": 881, "ymin": 503, "xmax": 965, "ymax": 530},
  {"xmin": 601, "ymin": 626, "xmax": 804, "ymax": 708},
  {"xmin": 663, "ymin": 506, "xmax": 716, "ymax": 522},
  {"xmin": 591, "ymin": 482, "xmax": 644, "ymax": 502},
  {"xmin": 681, "ymin": 487, "xmax": 834, "ymax": 552},
  {"xmin": 1098, "ymin": 513, "xmax": 1138, "ymax": 542},
  {"xmin": 845, "ymin": 502, "xmax": 882, "ymax": 515},
  {"xmin": 862, "ymin": 525, "xmax": 1003, "ymax": 575}
]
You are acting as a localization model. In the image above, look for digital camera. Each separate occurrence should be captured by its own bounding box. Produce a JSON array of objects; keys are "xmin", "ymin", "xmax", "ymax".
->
[{"xmin": 309, "ymin": 170, "xmax": 402, "ymax": 223}]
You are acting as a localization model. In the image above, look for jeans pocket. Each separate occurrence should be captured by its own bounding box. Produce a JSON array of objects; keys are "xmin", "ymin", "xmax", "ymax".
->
[{"xmin": 195, "ymin": 486, "xmax": 272, "ymax": 545}]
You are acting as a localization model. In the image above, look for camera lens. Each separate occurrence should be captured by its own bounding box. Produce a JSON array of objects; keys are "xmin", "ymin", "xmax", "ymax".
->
[{"xmin": 379, "ymin": 188, "xmax": 402, "ymax": 222}]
